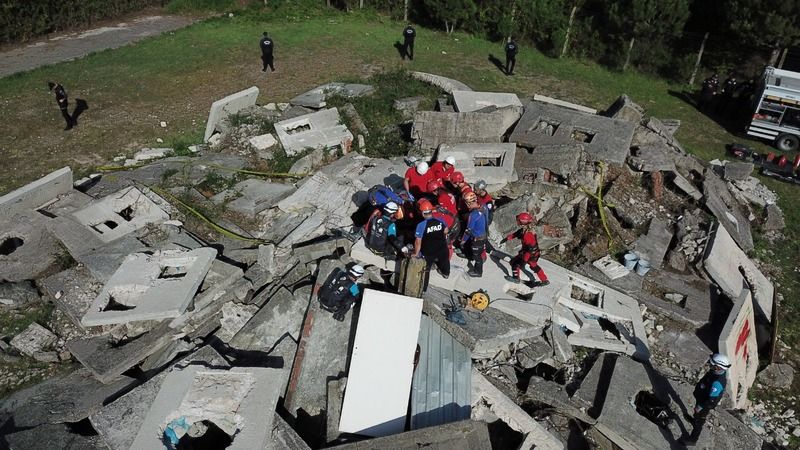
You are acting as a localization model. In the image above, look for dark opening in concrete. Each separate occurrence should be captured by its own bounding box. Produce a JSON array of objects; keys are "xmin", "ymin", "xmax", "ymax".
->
[
  {"xmin": 102, "ymin": 294, "xmax": 136, "ymax": 312},
  {"xmin": 570, "ymin": 284, "xmax": 600, "ymax": 306},
  {"xmin": 117, "ymin": 205, "xmax": 135, "ymax": 222},
  {"xmin": 474, "ymin": 155, "xmax": 502, "ymax": 167},
  {"xmin": 571, "ymin": 129, "xmax": 595, "ymax": 143},
  {"xmin": 159, "ymin": 265, "xmax": 188, "ymax": 280},
  {"xmin": 0, "ymin": 237, "xmax": 24, "ymax": 256},
  {"xmin": 634, "ymin": 390, "xmax": 671, "ymax": 428},
  {"xmin": 176, "ymin": 420, "xmax": 233, "ymax": 450}
]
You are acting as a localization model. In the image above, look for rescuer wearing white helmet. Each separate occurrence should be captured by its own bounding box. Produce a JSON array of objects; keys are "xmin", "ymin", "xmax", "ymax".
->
[
  {"xmin": 679, "ymin": 353, "xmax": 731, "ymax": 445},
  {"xmin": 317, "ymin": 264, "xmax": 365, "ymax": 322},
  {"xmin": 430, "ymin": 155, "xmax": 456, "ymax": 182},
  {"xmin": 404, "ymin": 160, "xmax": 432, "ymax": 198}
]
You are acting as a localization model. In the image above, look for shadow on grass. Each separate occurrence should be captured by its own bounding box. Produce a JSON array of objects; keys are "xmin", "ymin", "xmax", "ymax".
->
[
  {"xmin": 488, "ymin": 53, "xmax": 506, "ymax": 75},
  {"xmin": 667, "ymin": 89, "xmax": 752, "ymax": 138}
]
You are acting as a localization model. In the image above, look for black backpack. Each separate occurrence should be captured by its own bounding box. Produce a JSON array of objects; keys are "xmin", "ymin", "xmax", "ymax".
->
[{"xmin": 318, "ymin": 268, "xmax": 353, "ymax": 310}]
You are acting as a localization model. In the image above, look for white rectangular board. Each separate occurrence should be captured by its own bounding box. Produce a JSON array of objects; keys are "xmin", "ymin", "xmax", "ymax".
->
[{"xmin": 338, "ymin": 289, "xmax": 423, "ymax": 437}]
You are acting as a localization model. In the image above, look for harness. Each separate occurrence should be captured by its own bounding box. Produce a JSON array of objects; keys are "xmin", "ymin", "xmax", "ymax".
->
[{"xmin": 318, "ymin": 268, "xmax": 354, "ymax": 310}]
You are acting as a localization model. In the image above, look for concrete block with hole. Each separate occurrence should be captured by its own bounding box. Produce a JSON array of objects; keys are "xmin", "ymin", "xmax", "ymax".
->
[
  {"xmin": 274, "ymin": 108, "xmax": 354, "ymax": 156},
  {"xmin": 0, "ymin": 210, "xmax": 62, "ymax": 282},
  {"xmin": 0, "ymin": 167, "xmax": 72, "ymax": 217},
  {"xmin": 81, "ymin": 248, "xmax": 217, "ymax": 326},
  {"xmin": 436, "ymin": 143, "xmax": 517, "ymax": 189},
  {"xmin": 204, "ymin": 86, "xmax": 259, "ymax": 141}
]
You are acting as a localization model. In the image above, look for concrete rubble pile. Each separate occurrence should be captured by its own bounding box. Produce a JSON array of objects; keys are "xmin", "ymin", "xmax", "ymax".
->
[{"xmin": 0, "ymin": 75, "xmax": 788, "ymax": 449}]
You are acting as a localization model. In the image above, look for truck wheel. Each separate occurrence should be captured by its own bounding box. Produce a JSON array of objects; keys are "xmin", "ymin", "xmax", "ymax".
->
[{"xmin": 776, "ymin": 133, "xmax": 799, "ymax": 152}]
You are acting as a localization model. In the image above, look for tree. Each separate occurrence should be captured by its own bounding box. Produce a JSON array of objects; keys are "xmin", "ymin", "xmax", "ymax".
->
[
  {"xmin": 725, "ymin": 0, "xmax": 800, "ymax": 65},
  {"xmin": 606, "ymin": 0, "xmax": 689, "ymax": 70},
  {"xmin": 424, "ymin": 0, "xmax": 478, "ymax": 34},
  {"xmin": 514, "ymin": 0, "xmax": 569, "ymax": 55}
]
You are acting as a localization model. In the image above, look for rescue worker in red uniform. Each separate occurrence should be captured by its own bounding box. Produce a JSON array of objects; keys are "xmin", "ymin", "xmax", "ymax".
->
[
  {"xmin": 501, "ymin": 212, "xmax": 549, "ymax": 286},
  {"xmin": 450, "ymin": 171, "xmax": 467, "ymax": 193},
  {"xmin": 430, "ymin": 156, "xmax": 456, "ymax": 183},
  {"xmin": 404, "ymin": 161, "xmax": 432, "ymax": 198},
  {"xmin": 427, "ymin": 178, "xmax": 457, "ymax": 215}
]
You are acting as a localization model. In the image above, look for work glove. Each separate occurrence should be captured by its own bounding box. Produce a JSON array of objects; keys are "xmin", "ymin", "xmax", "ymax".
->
[{"xmin": 333, "ymin": 310, "xmax": 346, "ymax": 322}]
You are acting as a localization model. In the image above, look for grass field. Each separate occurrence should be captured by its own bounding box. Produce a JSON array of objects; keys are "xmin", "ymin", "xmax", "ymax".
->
[{"xmin": 0, "ymin": 6, "xmax": 797, "ymax": 397}]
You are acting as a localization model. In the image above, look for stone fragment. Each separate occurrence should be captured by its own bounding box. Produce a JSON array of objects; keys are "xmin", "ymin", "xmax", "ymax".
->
[
  {"xmin": 249, "ymin": 133, "xmax": 278, "ymax": 151},
  {"xmin": 0, "ymin": 280, "xmax": 40, "ymax": 309},
  {"xmin": 204, "ymin": 86, "xmax": 259, "ymax": 141},
  {"xmin": 10, "ymin": 322, "xmax": 57, "ymax": 356},
  {"xmin": 451, "ymin": 90, "xmax": 523, "ymax": 112},
  {"xmin": 5, "ymin": 422, "xmax": 108, "ymax": 449},
  {"xmin": 290, "ymin": 82, "xmax": 374, "ymax": 108},
  {"xmin": 410, "ymin": 71, "xmax": 472, "ymax": 93},
  {"xmin": 0, "ymin": 167, "xmax": 72, "ymax": 217},
  {"xmin": 333, "ymin": 420, "xmax": 491, "ymax": 449},
  {"xmin": 216, "ymin": 302, "xmax": 260, "ymax": 343},
  {"xmin": 516, "ymin": 337, "xmax": 553, "ymax": 369},
  {"xmin": 275, "ymin": 108, "xmax": 354, "ymax": 156},
  {"xmin": 211, "ymin": 179, "xmax": 295, "ymax": 217},
  {"xmin": 757, "ymin": 363, "xmax": 795, "ymax": 390},
  {"xmin": 724, "ymin": 161, "xmax": 755, "ymax": 181},
  {"xmin": 604, "ymin": 94, "xmax": 644, "ymax": 123},
  {"xmin": 703, "ymin": 170, "xmax": 753, "ymax": 252},
  {"xmin": 0, "ymin": 210, "xmax": 64, "ymax": 282},
  {"xmin": 133, "ymin": 147, "xmax": 171, "ymax": 162},
  {"xmin": 763, "ymin": 203, "xmax": 786, "ymax": 231}
]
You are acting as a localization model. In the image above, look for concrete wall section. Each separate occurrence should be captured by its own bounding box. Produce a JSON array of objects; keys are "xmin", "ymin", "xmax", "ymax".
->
[
  {"xmin": 436, "ymin": 143, "xmax": 517, "ymax": 188},
  {"xmin": 452, "ymin": 90, "xmax": 522, "ymax": 112},
  {"xmin": 718, "ymin": 289, "xmax": 758, "ymax": 409},
  {"xmin": 70, "ymin": 186, "xmax": 170, "ymax": 244},
  {"xmin": 204, "ymin": 86, "xmax": 260, "ymax": 141},
  {"xmin": 274, "ymin": 108, "xmax": 354, "ymax": 156},
  {"xmin": 339, "ymin": 289, "xmax": 423, "ymax": 437},
  {"xmin": 0, "ymin": 167, "xmax": 72, "ymax": 216}
]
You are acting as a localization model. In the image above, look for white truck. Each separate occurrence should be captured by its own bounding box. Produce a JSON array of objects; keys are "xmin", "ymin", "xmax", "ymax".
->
[{"xmin": 746, "ymin": 66, "xmax": 800, "ymax": 151}]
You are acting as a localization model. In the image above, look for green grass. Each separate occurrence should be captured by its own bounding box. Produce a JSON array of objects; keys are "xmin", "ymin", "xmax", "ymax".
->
[{"xmin": 0, "ymin": 6, "xmax": 798, "ymax": 404}]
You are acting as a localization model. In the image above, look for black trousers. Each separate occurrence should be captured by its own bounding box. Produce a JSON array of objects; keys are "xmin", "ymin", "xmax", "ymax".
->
[
  {"xmin": 468, "ymin": 237, "xmax": 487, "ymax": 275},
  {"xmin": 688, "ymin": 407, "xmax": 710, "ymax": 442},
  {"xmin": 261, "ymin": 54, "xmax": 275, "ymax": 71},
  {"xmin": 422, "ymin": 247, "xmax": 450, "ymax": 290},
  {"xmin": 505, "ymin": 56, "xmax": 516, "ymax": 74},
  {"xmin": 404, "ymin": 40, "xmax": 414, "ymax": 60},
  {"xmin": 59, "ymin": 107, "xmax": 74, "ymax": 128}
]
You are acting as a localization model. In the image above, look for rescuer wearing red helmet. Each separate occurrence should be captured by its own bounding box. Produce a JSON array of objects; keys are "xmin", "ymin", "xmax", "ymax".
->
[
  {"xmin": 501, "ymin": 212, "xmax": 549, "ymax": 286},
  {"xmin": 427, "ymin": 178, "xmax": 457, "ymax": 215}
]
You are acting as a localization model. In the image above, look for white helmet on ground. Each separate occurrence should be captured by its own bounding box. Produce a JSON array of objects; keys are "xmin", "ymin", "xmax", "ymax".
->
[
  {"xmin": 349, "ymin": 265, "xmax": 365, "ymax": 278},
  {"xmin": 444, "ymin": 156, "xmax": 456, "ymax": 166},
  {"xmin": 709, "ymin": 353, "xmax": 731, "ymax": 369},
  {"xmin": 383, "ymin": 201, "xmax": 399, "ymax": 214},
  {"xmin": 416, "ymin": 161, "xmax": 429, "ymax": 175}
]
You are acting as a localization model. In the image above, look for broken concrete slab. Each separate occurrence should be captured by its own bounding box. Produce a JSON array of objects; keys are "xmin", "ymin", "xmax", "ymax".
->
[
  {"xmin": 410, "ymin": 71, "xmax": 472, "ymax": 93},
  {"xmin": 471, "ymin": 370, "xmax": 563, "ymax": 449},
  {"xmin": 42, "ymin": 267, "xmax": 104, "ymax": 328},
  {"xmin": 288, "ymin": 147, "xmax": 326, "ymax": 175},
  {"xmin": 411, "ymin": 314, "xmax": 472, "ymax": 430},
  {"xmin": 756, "ymin": 363, "xmax": 795, "ymax": 389},
  {"xmin": 267, "ymin": 412, "xmax": 312, "ymax": 450},
  {"xmin": 333, "ymin": 420, "xmax": 491, "ymax": 449},
  {"xmin": 724, "ymin": 161, "xmax": 754, "ymax": 181},
  {"xmin": 67, "ymin": 321, "xmax": 176, "ymax": 383},
  {"xmin": 728, "ymin": 176, "xmax": 778, "ymax": 208},
  {"xmin": 436, "ymin": 143, "xmax": 517, "ymax": 188},
  {"xmin": 509, "ymin": 100, "xmax": 635, "ymax": 166},
  {"xmin": 10, "ymin": 322, "xmax": 57, "ymax": 357},
  {"xmin": 604, "ymin": 94, "xmax": 644, "ymax": 123},
  {"xmin": 533, "ymin": 94, "xmax": 598, "ymax": 114},
  {"xmin": 702, "ymin": 170, "xmax": 753, "ymax": 252},
  {"xmin": 0, "ymin": 167, "xmax": 72, "ymax": 217},
  {"xmin": 524, "ymin": 376, "xmax": 595, "ymax": 425},
  {"xmin": 515, "ymin": 143, "xmax": 585, "ymax": 181},
  {"xmin": 230, "ymin": 286, "xmax": 309, "ymax": 353},
  {"xmin": 763, "ymin": 203, "xmax": 786, "ymax": 231},
  {"xmin": 669, "ymin": 171, "xmax": 703, "ymax": 201},
  {"xmin": 411, "ymin": 107, "xmax": 522, "ymax": 150},
  {"xmin": 719, "ymin": 289, "xmax": 758, "ymax": 409},
  {"xmin": 274, "ymin": 107, "xmax": 354, "ymax": 157},
  {"xmin": 81, "ymin": 248, "xmax": 217, "ymax": 326},
  {"xmin": 0, "ymin": 210, "xmax": 63, "ymax": 282},
  {"xmin": 0, "ymin": 281, "xmax": 39, "ymax": 309},
  {"xmin": 249, "ymin": 133, "xmax": 278, "ymax": 151},
  {"xmin": 130, "ymin": 365, "xmax": 283, "ymax": 450},
  {"xmin": 516, "ymin": 336, "xmax": 553, "ymax": 369},
  {"xmin": 703, "ymin": 222, "xmax": 774, "ymax": 321},
  {"xmin": 628, "ymin": 143, "xmax": 677, "ymax": 172},
  {"xmin": 211, "ymin": 179, "xmax": 295, "ymax": 217},
  {"xmin": 549, "ymin": 323, "xmax": 574, "ymax": 363},
  {"xmin": 4, "ymin": 422, "xmax": 108, "ymax": 449},
  {"xmin": 451, "ymin": 90, "xmax": 523, "ymax": 112},
  {"xmin": 339, "ymin": 289, "xmax": 423, "ymax": 437},
  {"xmin": 293, "ymin": 236, "xmax": 354, "ymax": 264},
  {"xmin": 290, "ymin": 82, "xmax": 374, "ymax": 109},
  {"xmin": 215, "ymin": 302, "xmax": 260, "ymax": 343},
  {"xmin": 423, "ymin": 287, "xmax": 543, "ymax": 358},
  {"xmin": 90, "ymin": 346, "xmax": 228, "ymax": 450},
  {"xmin": 633, "ymin": 218, "xmax": 673, "ymax": 269},
  {"xmin": 0, "ymin": 368, "xmax": 133, "ymax": 427},
  {"xmin": 592, "ymin": 255, "xmax": 631, "ymax": 280},
  {"xmin": 204, "ymin": 86, "xmax": 259, "ymax": 141},
  {"xmin": 133, "ymin": 147, "xmax": 171, "ymax": 162}
]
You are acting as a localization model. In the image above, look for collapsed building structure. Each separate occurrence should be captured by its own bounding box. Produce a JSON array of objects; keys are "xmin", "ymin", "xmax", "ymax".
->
[{"xmin": 0, "ymin": 73, "xmax": 791, "ymax": 449}]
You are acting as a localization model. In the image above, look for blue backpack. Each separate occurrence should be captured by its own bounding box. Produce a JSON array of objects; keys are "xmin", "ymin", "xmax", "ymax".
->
[{"xmin": 368, "ymin": 185, "xmax": 405, "ymax": 207}]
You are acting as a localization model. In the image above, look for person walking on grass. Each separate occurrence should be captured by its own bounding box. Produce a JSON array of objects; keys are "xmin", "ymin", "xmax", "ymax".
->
[
  {"xmin": 403, "ymin": 24, "xmax": 416, "ymax": 60},
  {"xmin": 260, "ymin": 31, "xmax": 275, "ymax": 73},
  {"xmin": 505, "ymin": 37, "xmax": 518, "ymax": 75},
  {"xmin": 48, "ymin": 82, "xmax": 76, "ymax": 130}
]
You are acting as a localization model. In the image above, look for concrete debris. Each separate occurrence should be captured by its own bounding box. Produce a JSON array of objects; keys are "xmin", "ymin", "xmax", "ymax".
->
[
  {"xmin": 211, "ymin": 179, "xmax": 295, "ymax": 217},
  {"xmin": 718, "ymin": 289, "xmax": 759, "ymax": 409},
  {"xmin": 275, "ymin": 107, "xmax": 354, "ymax": 156},
  {"xmin": 724, "ymin": 161, "xmax": 755, "ymax": 181},
  {"xmin": 0, "ymin": 210, "xmax": 63, "ymax": 282},
  {"xmin": 756, "ymin": 363, "xmax": 795, "ymax": 390},
  {"xmin": 340, "ymin": 102, "xmax": 369, "ymax": 136},
  {"xmin": 633, "ymin": 218, "xmax": 674, "ymax": 269},
  {"xmin": 451, "ymin": 90, "xmax": 523, "ymax": 112},
  {"xmin": 412, "ymin": 107, "xmax": 522, "ymax": 150},
  {"xmin": 703, "ymin": 170, "xmax": 754, "ymax": 252},
  {"xmin": 0, "ymin": 167, "xmax": 72, "ymax": 217},
  {"xmin": 436, "ymin": 143, "xmax": 517, "ymax": 188},
  {"xmin": 592, "ymin": 255, "xmax": 631, "ymax": 280},
  {"xmin": 410, "ymin": 71, "xmax": 472, "ymax": 93},
  {"xmin": 204, "ymin": 86, "xmax": 259, "ymax": 141},
  {"xmin": 533, "ymin": 94, "xmax": 598, "ymax": 114},
  {"xmin": 10, "ymin": 322, "xmax": 57, "ymax": 357},
  {"xmin": 763, "ymin": 203, "xmax": 786, "ymax": 231},
  {"xmin": 133, "ymin": 147, "xmax": 171, "ymax": 162},
  {"xmin": 604, "ymin": 94, "xmax": 644, "ymax": 123},
  {"xmin": 216, "ymin": 302, "xmax": 260, "ymax": 343},
  {"xmin": 0, "ymin": 280, "xmax": 40, "ymax": 309},
  {"xmin": 728, "ymin": 176, "xmax": 779, "ymax": 208},
  {"xmin": 289, "ymin": 82, "xmax": 374, "ymax": 109},
  {"xmin": 334, "ymin": 420, "xmax": 491, "ymax": 449},
  {"xmin": 393, "ymin": 96, "xmax": 423, "ymax": 118},
  {"xmin": 248, "ymin": 133, "xmax": 278, "ymax": 151},
  {"xmin": 509, "ymin": 100, "xmax": 635, "ymax": 165}
]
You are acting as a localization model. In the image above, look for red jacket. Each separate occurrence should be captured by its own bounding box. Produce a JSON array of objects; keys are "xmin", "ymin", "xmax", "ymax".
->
[
  {"xmin": 437, "ymin": 191, "xmax": 457, "ymax": 215},
  {"xmin": 430, "ymin": 161, "xmax": 454, "ymax": 182},
  {"xmin": 506, "ymin": 228, "xmax": 541, "ymax": 257},
  {"xmin": 405, "ymin": 167, "xmax": 433, "ymax": 197}
]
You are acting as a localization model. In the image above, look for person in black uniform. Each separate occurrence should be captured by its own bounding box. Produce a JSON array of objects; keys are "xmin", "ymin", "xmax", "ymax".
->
[
  {"xmin": 402, "ymin": 24, "xmax": 416, "ymax": 60},
  {"xmin": 679, "ymin": 353, "xmax": 731, "ymax": 446},
  {"xmin": 505, "ymin": 38, "xmax": 518, "ymax": 75},
  {"xmin": 699, "ymin": 73, "xmax": 719, "ymax": 113},
  {"xmin": 719, "ymin": 75, "xmax": 738, "ymax": 116},
  {"xmin": 318, "ymin": 264, "xmax": 364, "ymax": 321},
  {"xmin": 413, "ymin": 199, "xmax": 450, "ymax": 289},
  {"xmin": 49, "ymin": 81, "xmax": 75, "ymax": 130},
  {"xmin": 259, "ymin": 32, "xmax": 275, "ymax": 72}
]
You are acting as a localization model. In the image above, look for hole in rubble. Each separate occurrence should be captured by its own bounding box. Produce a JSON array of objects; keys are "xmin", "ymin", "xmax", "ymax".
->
[
  {"xmin": 37, "ymin": 208, "xmax": 57, "ymax": 218},
  {"xmin": 285, "ymin": 122, "xmax": 311, "ymax": 135},
  {"xmin": 176, "ymin": 420, "xmax": 233, "ymax": 450},
  {"xmin": 159, "ymin": 265, "xmax": 188, "ymax": 280},
  {"xmin": 474, "ymin": 155, "xmax": 502, "ymax": 167},
  {"xmin": 91, "ymin": 221, "xmax": 118, "ymax": 234},
  {"xmin": 0, "ymin": 237, "xmax": 24, "ymax": 256},
  {"xmin": 487, "ymin": 419, "xmax": 524, "ymax": 450},
  {"xmin": 517, "ymin": 362, "xmax": 566, "ymax": 392},
  {"xmin": 66, "ymin": 418, "xmax": 99, "ymax": 436},
  {"xmin": 102, "ymin": 294, "xmax": 136, "ymax": 312},
  {"xmin": 570, "ymin": 284, "xmax": 600, "ymax": 306},
  {"xmin": 571, "ymin": 129, "xmax": 595, "ymax": 143},
  {"xmin": 117, "ymin": 205, "xmax": 135, "ymax": 222},
  {"xmin": 110, "ymin": 332, "xmax": 144, "ymax": 348},
  {"xmin": 597, "ymin": 317, "xmax": 622, "ymax": 340},
  {"xmin": 532, "ymin": 120, "xmax": 559, "ymax": 136},
  {"xmin": 634, "ymin": 391, "xmax": 671, "ymax": 428}
]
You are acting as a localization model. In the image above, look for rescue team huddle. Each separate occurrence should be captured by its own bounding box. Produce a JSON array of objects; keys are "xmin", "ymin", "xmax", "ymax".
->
[{"xmin": 316, "ymin": 156, "xmax": 550, "ymax": 321}]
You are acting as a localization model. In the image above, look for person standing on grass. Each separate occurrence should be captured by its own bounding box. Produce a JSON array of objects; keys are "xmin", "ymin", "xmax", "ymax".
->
[
  {"xmin": 48, "ymin": 81, "xmax": 75, "ymax": 130},
  {"xmin": 260, "ymin": 31, "xmax": 275, "ymax": 72},
  {"xmin": 505, "ymin": 37, "xmax": 518, "ymax": 75},
  {"xmin": 403, "ymin": 24, "xmax": 416, "ymax": 60}
]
